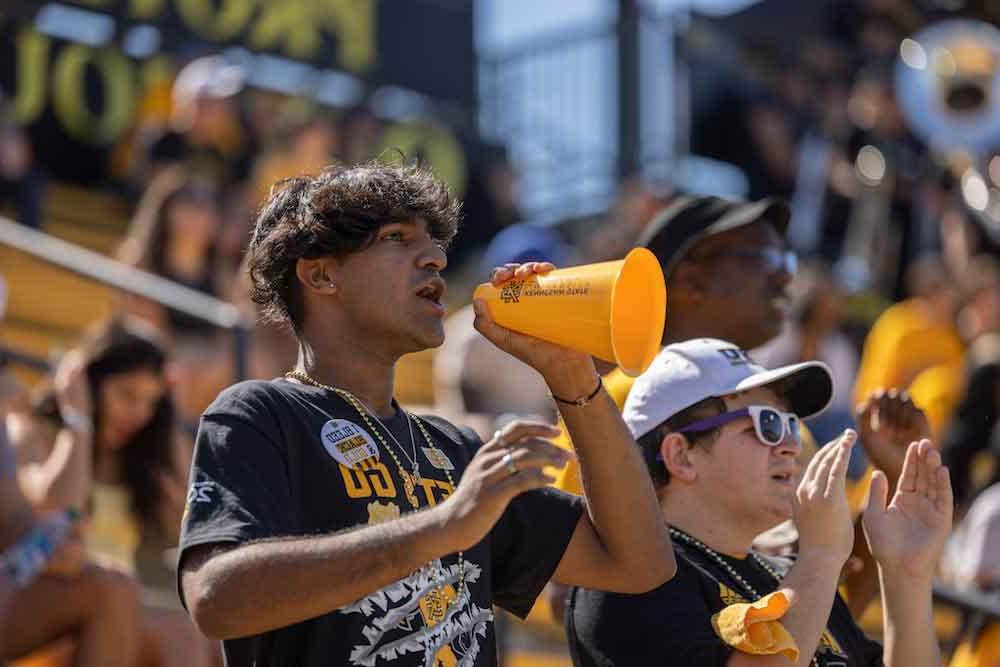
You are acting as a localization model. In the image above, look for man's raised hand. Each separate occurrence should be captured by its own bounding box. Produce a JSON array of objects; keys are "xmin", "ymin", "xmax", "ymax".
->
[
  {"xmin": 793, "ymin": 430, "xmax": 857, "ymax": 566},
  {"xmin": 472, "ymin": 262, "xmax": 594, "ymax": 377},
  {"xmin": 439, "ymin": 421, "xmax": 573, "ymax": 552},
  {"xmin": 856, "ymin": 389, "xmax": 930, "ymax": 487},
  {"xmin": 862, "ymin": 440, "xmax": 953, "ymax": 579}
]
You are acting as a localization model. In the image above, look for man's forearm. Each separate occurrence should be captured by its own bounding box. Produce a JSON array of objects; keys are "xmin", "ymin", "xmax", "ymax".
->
[
  {"xmin": 879, "ymin": 569, "xmax": 940, "ymax": 667},
  {"xmin": 184, "ymin": 504, "xmax": 459, "ymax": 639},
  {"xmin": 774, "ymin": 552, "xmax": 844, "ymax": 667},
  {"xmin": 551, "ymin": 368, "xmax": 674, "ymax": 588},
  {"xmin": 843, "ymin": 518, "xmax": 879, "ymax": 619}
]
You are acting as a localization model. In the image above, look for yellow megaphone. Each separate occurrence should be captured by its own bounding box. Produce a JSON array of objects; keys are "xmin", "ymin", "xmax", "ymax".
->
[{"xmin": 473, "ymin": 247, "xmax": 666, "ymax": 377}]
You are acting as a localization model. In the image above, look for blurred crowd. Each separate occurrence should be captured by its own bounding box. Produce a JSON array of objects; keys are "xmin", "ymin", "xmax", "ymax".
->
[{"xmin": 0, "ymin": 0, "xmax": 999, "ymax": 665}]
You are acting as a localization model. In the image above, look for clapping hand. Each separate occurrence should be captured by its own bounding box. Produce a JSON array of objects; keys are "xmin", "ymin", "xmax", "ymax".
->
[
  {"xmin": 855, "ymin": 389, "xmax": 930, "ymax": 488},
  {"xmin": 793, "ymin": 430, "xmax": 857, "ymax": 566},
  {"xmin": 862, "ymin": 440, "xmax": 952, "ymax": 579}
]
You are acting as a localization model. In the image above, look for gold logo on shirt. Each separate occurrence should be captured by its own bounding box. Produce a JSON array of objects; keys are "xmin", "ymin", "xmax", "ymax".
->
[
  {"xmin": 367, "ymin": 500, "xmax": 401, "ymax": 525},
  {"xmin": 422, "ymin": 447, "xmax": 455, "ymax": 470},
  {"xmin": 718, "ymin": 582, "xmax": 746, "ymax": 606}
]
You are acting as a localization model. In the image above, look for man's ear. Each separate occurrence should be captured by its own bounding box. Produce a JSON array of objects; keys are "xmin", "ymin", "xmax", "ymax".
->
[
  {"xmin": 295, "ymin": 258, "xmax": 339, "ymax": 297},
  {"xmin": 669, "ymin": 261, "xmax": 708, "ymax": 303},
  {"xmin": 660, "ymin": 431, "xmax": 699, "ymax": 483}
]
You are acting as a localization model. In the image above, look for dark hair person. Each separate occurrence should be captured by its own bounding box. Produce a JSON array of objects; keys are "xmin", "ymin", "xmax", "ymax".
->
[
  {"xmin": 20, "ymin": 318, "xmax": 180, "ymax": 574},
  {"xmin": 12, "ymin": 317, "xmax": 215, "ymax": 666},
  {"xmin": 178, "ymin": 160, "xmax": 674, "ymax": 666},
  {"xmin": 119, "ymin": 166, "xmax": 226, "ymax": 335}
]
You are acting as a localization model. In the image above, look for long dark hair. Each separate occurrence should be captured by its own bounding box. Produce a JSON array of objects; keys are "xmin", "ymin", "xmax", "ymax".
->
[
  {"xmin": 121, "ymin": 166, "xmax": 221, "ymax": 293},
  {"xmin": 35, "ymin": 319, "xmax": 176, "ymax": 533}
]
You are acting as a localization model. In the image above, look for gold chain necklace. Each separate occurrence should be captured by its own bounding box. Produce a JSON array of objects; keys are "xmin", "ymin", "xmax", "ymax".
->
[
  {"xmin": 669, "ymin": 526, "xmax": 820, "ymax": 667},
  {"xmin": 284, "ymin": 370, "xmax": 466, "ymax": 616}
]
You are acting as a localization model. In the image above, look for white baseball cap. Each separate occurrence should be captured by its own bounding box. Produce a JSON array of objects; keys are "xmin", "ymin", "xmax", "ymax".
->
[{"xmin": 623, "ymin": 338, "xmax": 834, "ymax": 439}]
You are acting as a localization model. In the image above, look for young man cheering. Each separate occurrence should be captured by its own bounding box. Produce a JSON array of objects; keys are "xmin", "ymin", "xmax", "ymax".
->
[
  {"xmin": 567, "ymin": 338, "xmax": 952, "ymax": 667},
  {"xmin": 177, "ymin": 163, "xmax": 675, "ymax": 666}
]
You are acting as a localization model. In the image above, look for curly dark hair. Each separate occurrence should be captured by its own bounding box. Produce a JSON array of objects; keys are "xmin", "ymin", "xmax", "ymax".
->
[{"xmin": 247, "ymin": 161, "xmax": 461, "ymax": 331}]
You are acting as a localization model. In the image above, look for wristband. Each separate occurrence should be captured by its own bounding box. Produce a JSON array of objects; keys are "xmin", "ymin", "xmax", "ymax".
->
[{"xmin": 550, "ymin": 376, "xmax": 603, "ymax": 408}]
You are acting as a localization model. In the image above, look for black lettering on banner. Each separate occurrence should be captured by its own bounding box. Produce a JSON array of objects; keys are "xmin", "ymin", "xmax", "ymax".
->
[
  {"xmin": 52, "ymin": 44, "xmax": 135, "ymax": 144},
  {"xmin": 376, "ymin": 119, "xmax": 465, "ymax": 194},
  {"xmin": 174, "ymin": 0, "xmax": 255, "ymax": 42},
  {"xmin": 10, "ymin": 28, "xmax": 49, "ymax": 125}
]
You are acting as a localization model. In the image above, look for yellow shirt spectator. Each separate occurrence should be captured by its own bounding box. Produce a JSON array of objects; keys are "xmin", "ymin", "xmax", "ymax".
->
[
  {"xmin": 908, "ymin": 359, "xmax": 965, "ymax": 442},
  {"xmin": 853, "ymin": 299, "xmax": 964, "ymax": 406}
]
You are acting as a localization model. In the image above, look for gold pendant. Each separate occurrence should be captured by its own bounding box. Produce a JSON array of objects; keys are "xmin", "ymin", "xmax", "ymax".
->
[{"xmin": 402, "ymin": 471, "xmax": 419, "ymax": 508}]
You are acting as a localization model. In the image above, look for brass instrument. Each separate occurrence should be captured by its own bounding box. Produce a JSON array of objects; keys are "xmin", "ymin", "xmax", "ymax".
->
[{"xmin": 894, "ymin": 18, "xmax": 1000, "ymax": 154}]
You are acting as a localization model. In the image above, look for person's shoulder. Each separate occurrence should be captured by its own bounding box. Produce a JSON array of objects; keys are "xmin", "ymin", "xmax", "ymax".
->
[
  {"xmin": 204, "ymin": 379, "xmax": 292, "ymax": 417},
  {"xmin": 417, "ymin": 414, "xmax": 482, "ymax": 451},
  {"xmin": 671, "ymin": 546, "xmax": 726, "ymax": 585}
]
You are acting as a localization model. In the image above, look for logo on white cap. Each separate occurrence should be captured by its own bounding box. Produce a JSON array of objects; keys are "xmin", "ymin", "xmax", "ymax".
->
[{"xmin": 622, "ymin": 338, "xmax": 834, "ymax": 440}]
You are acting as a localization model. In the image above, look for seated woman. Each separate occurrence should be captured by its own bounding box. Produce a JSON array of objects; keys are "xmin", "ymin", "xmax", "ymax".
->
[
  {"xmin": 116, "ymin": 164, "xmax": 237, "ymax": 441},
  {"xmin": 7, "ymin": 318, "xmax": 216, "ymax": 667}
]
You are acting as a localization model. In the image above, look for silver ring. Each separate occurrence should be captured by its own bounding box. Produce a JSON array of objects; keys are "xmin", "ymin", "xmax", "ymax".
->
[
  {"xmin": 501, "ymin": 449, "xmax": 518, "ymax": 476},
  {"xmin": 493, "ymin": 430, "xmax": 507, "ymax": 448}
]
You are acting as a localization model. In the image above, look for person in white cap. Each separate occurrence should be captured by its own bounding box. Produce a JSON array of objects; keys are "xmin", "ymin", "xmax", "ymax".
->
[{"xmin": 567, "ymin": 338, "xmax": 953, "ymax": 667}]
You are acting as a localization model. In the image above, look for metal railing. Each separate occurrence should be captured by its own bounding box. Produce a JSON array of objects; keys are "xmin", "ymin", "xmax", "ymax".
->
[
  {"xmin": 0, "ymin": 216, "xmax": 253, "ymax": 379},
  {"xmin": 0, "ymin": 342, "xmax": 50, "ymax": 372}
]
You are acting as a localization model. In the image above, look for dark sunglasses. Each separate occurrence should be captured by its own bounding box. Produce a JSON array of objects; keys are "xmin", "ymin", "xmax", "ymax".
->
[
  {"xmin": 692, "ymin": 248, "xmax": 798, "ymax": 275},
  {"xmin": 678, "ymin": 405, "xmax": 801, "ymax": 447}
]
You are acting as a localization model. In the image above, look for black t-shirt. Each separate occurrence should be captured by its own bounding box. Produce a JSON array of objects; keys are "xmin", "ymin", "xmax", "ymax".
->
[
  {"xmin": 567, "ymin": 537, "xmax": 884, "ymax": 667},
  {"xmin": 179, "ymin": 379, "xmax": 582, "ymax": 667}
]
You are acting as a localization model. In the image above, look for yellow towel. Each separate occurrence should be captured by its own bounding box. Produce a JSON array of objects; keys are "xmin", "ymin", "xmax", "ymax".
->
[{"xmin": 711, "ymin": 590, "xmax": 799, "ymax": 662}]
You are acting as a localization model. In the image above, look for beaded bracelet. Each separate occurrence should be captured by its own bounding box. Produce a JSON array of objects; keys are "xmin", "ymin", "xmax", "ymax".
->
[{"xmin": 550, "ymin": 376, "xmax": 603, "ymax": 408}]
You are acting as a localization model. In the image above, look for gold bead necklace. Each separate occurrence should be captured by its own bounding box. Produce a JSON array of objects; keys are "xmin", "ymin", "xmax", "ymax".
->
[
  {"xmin": 669, "ymin": 526, "xmax": 820, "ymax": 667},
  {"xmin": 285, "ymin": 370, "xmax": 466, "ymax": 615}
]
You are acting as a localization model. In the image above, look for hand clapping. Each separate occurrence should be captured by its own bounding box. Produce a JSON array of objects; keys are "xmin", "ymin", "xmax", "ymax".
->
[
  {"xmin": 793, "ymin": 430, "xmax": 857, "ymax": 566},
  {"xmin": 862, "ymin": 440, "xmax": 953, "ymax": 579},
  {"xmin": 855, "ymin": 389, "xmax": 930, "ymax": 488}
]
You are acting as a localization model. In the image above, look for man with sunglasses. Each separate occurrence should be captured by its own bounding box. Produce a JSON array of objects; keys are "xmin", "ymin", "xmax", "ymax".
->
[
  {"xmin": 554, "ymin": 196, "xmax": 797, "ymax": 498},
  {"xmin": 567, "ymin": 337, "xmax": 952, "ymax": 666},
  {"xmin": 547, "ymin": 197, "xmax": 801, "ymax": 620}
]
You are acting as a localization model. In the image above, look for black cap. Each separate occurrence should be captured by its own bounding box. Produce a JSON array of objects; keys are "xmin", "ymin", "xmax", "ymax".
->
[{"xmin": 637, "ymin": 196, "xmax": 791, "ymax": 280}]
